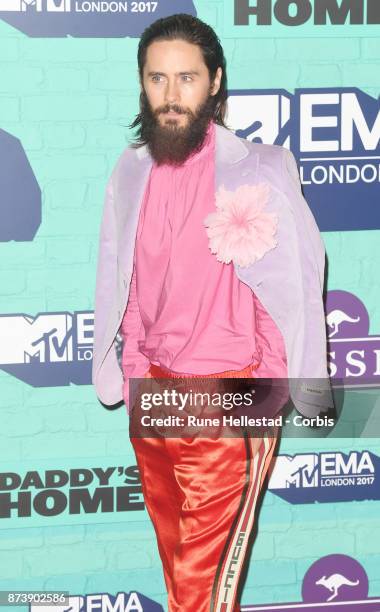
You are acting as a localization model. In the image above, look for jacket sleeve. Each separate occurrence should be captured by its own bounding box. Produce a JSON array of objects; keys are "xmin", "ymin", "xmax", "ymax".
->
[
  {"xmin": 92, "ymin": 175, "xmax": 119, "ymax": 389},
  {"xmin": 282, "ymin": 147, "xmax": 325, "ymax": 291},
  {"xmin": 120, "ymin": 260, "xmax": 150, "ymax": 410},
  {"xmin": 281, "ymin": 147, "xmax": 334, "ymax": 415}
]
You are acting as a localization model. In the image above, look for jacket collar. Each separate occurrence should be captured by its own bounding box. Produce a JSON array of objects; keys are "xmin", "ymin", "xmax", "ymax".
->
[{"xmin": 135, "ymin": 122, "xmax": 250, "ymax": 165}]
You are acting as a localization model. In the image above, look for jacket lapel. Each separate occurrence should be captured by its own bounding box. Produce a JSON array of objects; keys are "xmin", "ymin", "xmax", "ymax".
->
[{"xmin": 116, "ymin": 150, "xmax": 152, "ymax": 283}]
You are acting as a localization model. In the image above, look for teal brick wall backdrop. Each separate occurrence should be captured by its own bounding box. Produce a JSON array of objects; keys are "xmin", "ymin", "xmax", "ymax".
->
[{"xmin": 0, "ymin": 1, "xmax": 379, "ymax": 609}]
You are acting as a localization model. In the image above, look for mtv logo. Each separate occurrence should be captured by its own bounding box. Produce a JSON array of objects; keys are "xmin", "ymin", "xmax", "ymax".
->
[
  {"xmin": 0, "ymin": 0, "xmax": 43, "ymax": 11},
  {"xmin": 43, "ymin": 0, "xmax": 71, "ymax": 12},
  {"xmin": 226, "ymin": 92, "xmax": 291, "ymax": 145},
  {"xmin": 0, "ymin": 313, "xmax": 73, "ymax": 365},
  {"xmin": 0, "ymin": 0, "xmax": 70, "ymax": 10},
  {"xmin": 269, "ymin": 454, "xmax": 319, "ymax": 489},
  {"xmin": 31, "ymin": 596, "xmax": 84, "ymax": 612}
]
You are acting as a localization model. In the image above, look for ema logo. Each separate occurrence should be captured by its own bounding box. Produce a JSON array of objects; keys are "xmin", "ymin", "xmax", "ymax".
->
[
  {"xmin": 0, "ymin": 0, "xmax": 196, "ymax": 37},
  {"xmin": 0, "ymin": 128, "xmax": 41, "ymax": 242},
  {"xmin": 268, "ymin": 449, "xmax": 378, "ymax": 504},
  {"xmin": 0, "ymin": 311, "xmax": 93, "ymax": 388},
  {"xmin": 326, "ymin": 290, "xmax": 380, "ymax": 385},
  {"xmin": 226, "ymin": 88, "xmax": 380, "ymax": 231},
  {"xmin": 242, "ymin": 554, "xmax": 380, "ymax": 610},
  {"xmin": 30, "ymin": 591, "xmax": 163, "ymax": 612}
]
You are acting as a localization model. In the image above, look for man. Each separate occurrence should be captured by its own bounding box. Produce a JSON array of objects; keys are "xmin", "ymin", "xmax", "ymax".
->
[{"xmin": 92, "ymin": 13, "xmax": 333, "ymax": 612}]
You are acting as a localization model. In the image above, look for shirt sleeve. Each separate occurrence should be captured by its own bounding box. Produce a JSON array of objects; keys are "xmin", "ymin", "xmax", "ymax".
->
[
  {"xmin": 120, "ymin": 261, "xmax": 150, "ymax": 409},
  {"xmin": 253, "ymin": 292, "xmax": 288, "ymax": 379}
]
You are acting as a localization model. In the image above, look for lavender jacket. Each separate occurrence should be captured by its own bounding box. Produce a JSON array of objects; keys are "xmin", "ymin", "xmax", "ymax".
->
[{"xmin": 92, "ymin": 123, "xmax": 334, "ymax": 417}]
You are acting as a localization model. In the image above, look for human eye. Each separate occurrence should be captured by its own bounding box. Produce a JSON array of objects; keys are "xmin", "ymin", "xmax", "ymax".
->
[
  {"xmin": 181, "ymin": 74, "xmax": 193, "ymax": 82},
  {"xmin": 151, "ymin": 74, "xmax": 163, "ymax": 83}
]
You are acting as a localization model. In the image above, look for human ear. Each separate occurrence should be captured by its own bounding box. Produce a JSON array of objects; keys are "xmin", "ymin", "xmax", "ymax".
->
[{"xmin": 211, "ymin": 67, "xmax": 222, "ymax": 96}]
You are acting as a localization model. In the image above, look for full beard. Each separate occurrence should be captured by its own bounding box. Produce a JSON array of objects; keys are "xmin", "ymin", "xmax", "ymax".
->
[{"xmin": 138, "ymin": 89, "xmax": 216, "ymax": 166}]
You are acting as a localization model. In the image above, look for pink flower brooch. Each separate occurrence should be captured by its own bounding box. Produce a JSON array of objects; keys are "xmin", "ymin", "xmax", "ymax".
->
[{"xmin": 203, "ymin": 183, "xmax": 278, "ymax": 268}]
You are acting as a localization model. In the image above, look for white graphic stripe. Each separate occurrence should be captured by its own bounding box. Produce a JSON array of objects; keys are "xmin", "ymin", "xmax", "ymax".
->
[{"xmin": 214, "ymin": 434, "xmax": 271, "ymax": 611}]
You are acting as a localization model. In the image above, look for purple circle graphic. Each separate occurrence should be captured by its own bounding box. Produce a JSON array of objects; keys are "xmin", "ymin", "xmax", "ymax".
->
[
  {"xmin": 326, "ymin": 290, "xmax": 369, "ymax": 338},
  {"xmin": 302, "ymin": 554, "xmax": 368, "ymax": 603}
]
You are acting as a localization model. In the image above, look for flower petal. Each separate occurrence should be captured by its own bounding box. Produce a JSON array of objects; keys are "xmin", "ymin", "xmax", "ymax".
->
[{"xmin": 204, "ymin": 182, "xmax": 278, "ymax": 267}]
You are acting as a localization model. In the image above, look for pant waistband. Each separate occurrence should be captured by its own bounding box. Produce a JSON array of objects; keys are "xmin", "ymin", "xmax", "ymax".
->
[{"xmin": 148, "ymin": 362, "xmax": 257, "ymax": 379}]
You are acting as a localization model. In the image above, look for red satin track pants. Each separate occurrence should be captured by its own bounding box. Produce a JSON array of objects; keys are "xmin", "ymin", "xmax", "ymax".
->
[{"xmin": 130, "ymin": 363, "xmax": 279, "ymax": 612}]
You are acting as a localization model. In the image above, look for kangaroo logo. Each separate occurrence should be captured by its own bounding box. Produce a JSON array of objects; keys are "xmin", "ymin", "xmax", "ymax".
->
[
  {"xmin": 325, "ymin": 290, "xmax": 369, "ymax": 340},
  {"xmin": 326, "ymin": 309, "xmax": 360, "ymax": 338},
  {"xmin": 315, "ymin": 573, "xmax": 360, "ymax": 602},
  {"xmin": 302, "ymin": 553, "xmax": 368, "ymax": 603},
  {"xmin": 325, "ymin": 290, "xmax": 380, "ymax": 384}
]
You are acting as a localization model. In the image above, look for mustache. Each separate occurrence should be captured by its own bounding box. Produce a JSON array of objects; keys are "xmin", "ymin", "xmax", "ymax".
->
[{"xmin": 155, "ymin": 103, "xmax": 193, "ymax": 117}]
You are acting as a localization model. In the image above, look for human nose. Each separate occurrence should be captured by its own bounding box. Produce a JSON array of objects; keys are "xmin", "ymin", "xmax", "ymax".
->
[{"xmin": 164, "ymin": 78, "xmax": 180, "ymax": 104}]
